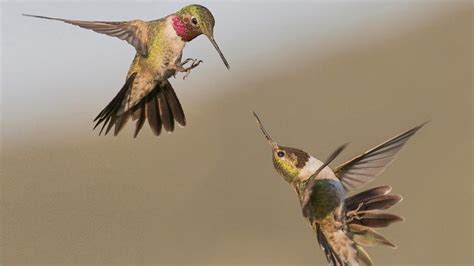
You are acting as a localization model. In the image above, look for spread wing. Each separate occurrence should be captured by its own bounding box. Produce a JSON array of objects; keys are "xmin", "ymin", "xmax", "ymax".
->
[
  {"xmin": 23, "ymin": 14, "xmax": 149, "ymax": 56},
  {"xmin": 334, "ymin": 122, "xmax": 427, "ymax": 192}
]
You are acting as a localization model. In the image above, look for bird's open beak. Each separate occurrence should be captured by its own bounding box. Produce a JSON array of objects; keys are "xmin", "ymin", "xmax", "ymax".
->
[
  {"xmin": 207, "ymin": 34, "xmax": 230, "ymax": 70},
  {"xmin": 253, "ymin": 112, "xmax": 278, "ymax": 149}
]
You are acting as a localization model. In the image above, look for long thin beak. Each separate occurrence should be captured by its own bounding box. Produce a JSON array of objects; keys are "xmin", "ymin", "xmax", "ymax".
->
[
  {"xmin": 253, "ymin": 111, "xmax": 277, "ymax": 149},
  {"xmin": 207, "ymin": 35, "xmax": 230, "ymax": 70}
]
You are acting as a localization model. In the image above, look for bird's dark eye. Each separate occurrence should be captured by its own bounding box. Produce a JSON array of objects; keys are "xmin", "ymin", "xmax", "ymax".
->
[
  {"xmin": 277, "ymin": 151, "xmax": 285, "ymax": 158},
  {"xmin": 191, "ymin": 17, "xmax": 198, "ymax": 25}
]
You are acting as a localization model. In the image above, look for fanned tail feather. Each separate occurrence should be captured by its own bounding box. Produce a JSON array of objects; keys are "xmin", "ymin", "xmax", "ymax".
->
[
  {"xmin": 345, "ymin": 186, "xmax": 403, "ymax": 264},
  {"xmin": 348, "ymin": 211, "xmax": 403, "ymax": 228},
  {"xmin": 93, "ymin": 73, "xmax": 137, "ymax": 135},
  {"xmin": 345, "ymin": 185, "xmax": 392, "ymax": 208},
  {"xmin": 345, "ymin": 185, "xmax": 403, "ymax": 226},
  {"xmin": 93, "ymin": 75, "xmax": 186, "ymax": 137},
  {"xmin": 314, "ymin": 186, "xmax": 403, "ymax": 265},
  {"xmin": 163, "ymin": 81, "xmax": 186, "ymax": 126},
  {"xmin": 349, "ymin": 224, "xmax": 397, "ymax": 248}
]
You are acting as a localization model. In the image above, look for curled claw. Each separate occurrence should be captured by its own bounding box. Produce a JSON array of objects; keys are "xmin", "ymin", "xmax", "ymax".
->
[
  {"xmin": 182, "ymin": 59, "xmax": 203, "ymax": 80},
  {"xmin": 181, "ymin": 58, "xmax": 193, "ymax": 66},
  {"xmin": 346, "ymin": 202, "xmax": 364, "ymax": 222},
  {"xmin": 174, "ymin": 58, "xmax": 203, "ymax": 80}
]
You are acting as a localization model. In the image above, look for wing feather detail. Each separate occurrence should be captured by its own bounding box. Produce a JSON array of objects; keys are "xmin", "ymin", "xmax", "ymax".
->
[
  {"xmin": 23, "ymin": 14, "xmax": 149, "ymax": 56},
  {"xmin": 334, "ymin": 122, "xmax": 427, "ymax": 192}
]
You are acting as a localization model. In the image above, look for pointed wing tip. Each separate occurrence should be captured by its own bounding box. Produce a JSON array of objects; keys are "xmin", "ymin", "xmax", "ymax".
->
[
  {"xmin": 413, "ymin": 120, "xmax": 430, "ymax": 132},
  {"xmin": 419, "ymin": 120, "xmax": 431, "ymax": 127},
  {"xmin": 336, "ymin": 121, "xmax": 428, "ymax": 192},
  {"xmin": 404, "ymin": 120, "xmax": 429, "ymax": 138},
  {"xmin": 22, "ymin": 14, "xmax": 53, "ymax": 20},
  {"xmin": 388, "ymin": 242, "xmax": 398, "ymax": 249}
]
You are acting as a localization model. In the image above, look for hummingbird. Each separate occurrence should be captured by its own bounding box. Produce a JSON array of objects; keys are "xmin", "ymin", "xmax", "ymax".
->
[
  {"xmin": 253, "ymin": 112, "xmax": 426, "ymax": 266},
  {"xmin": 23, "ymin": 4, "xmax": 229, "ymax": 137}
]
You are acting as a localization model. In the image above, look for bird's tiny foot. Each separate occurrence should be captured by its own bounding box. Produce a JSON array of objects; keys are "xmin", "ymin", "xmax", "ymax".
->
[
  {"xmin": 353, "ymin": 202, "xmax": 364, "ymax": 213},
  {"xmin": 180, "ymin": 58, "xmax": 194, "ymax": 66},
  {"xmin": 346, "ymin": 202, "xmax": 364, "ymax": 222},
  {"xmin": 178, "ymin": 58, "xmax": 203, "ymax": 80}
]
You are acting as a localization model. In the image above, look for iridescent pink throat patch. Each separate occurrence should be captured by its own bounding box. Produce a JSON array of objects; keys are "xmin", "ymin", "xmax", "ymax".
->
[{"xmin": 172, "ymin": 16, "xmax": 192, "ymax": 41}]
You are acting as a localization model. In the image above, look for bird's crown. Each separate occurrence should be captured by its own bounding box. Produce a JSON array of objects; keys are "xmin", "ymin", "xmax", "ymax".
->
[{"xmin": 253, "ymin": 112, "xmax": 310, "ymax": 182}]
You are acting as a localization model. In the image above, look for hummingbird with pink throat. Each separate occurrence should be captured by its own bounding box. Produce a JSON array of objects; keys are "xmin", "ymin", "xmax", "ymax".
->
[{"xmin": 24, "ymin": 4, "xmax": 229, "ymax": 137}]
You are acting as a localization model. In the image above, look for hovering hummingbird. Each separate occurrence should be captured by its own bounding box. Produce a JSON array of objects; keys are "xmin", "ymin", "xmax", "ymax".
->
[
  {"xmin": 23, "ymin": 4, "xmax": 229, "ymax": 137},
  {"xmin": 253, "ymin": 112, "xmax": 426, "ymax": 266}
]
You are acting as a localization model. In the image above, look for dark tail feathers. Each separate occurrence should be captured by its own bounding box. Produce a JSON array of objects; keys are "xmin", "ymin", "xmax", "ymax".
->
[
  {"xmin": 345, "ymin": 185, "xmax": 403, "ymax": 229},
  {"xmin": 93, "ymin": 74, "xmax": 186, "ymax": 137},
  {"xmin": 346, "ymin": 185, "xmax": 403, "ymax": 265}
]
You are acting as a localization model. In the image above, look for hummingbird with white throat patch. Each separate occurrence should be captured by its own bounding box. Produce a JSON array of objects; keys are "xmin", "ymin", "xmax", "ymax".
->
[
  {"xmin": 253, "ymin": 112, "xmax": 426, "ymax": 266},
  {"xmin": 24, "ymin": 4, "xmax": 229, "ymax": 137}
]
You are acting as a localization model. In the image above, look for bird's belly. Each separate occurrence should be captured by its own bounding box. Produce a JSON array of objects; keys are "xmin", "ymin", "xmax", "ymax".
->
[
  {"xmin": 161, "ymin": 51, "xmax": 182, "ymax": 80},
  {"xmin": 144, "ymin": 47, "xmax": 183, "ymax": 81},
  {"xmin": 307, "ymin": 179, "xmax": 345, "ymax": 220},
  {"xmin": 145, "ymin": 31, "xmax": 185, "ymax": 81}
]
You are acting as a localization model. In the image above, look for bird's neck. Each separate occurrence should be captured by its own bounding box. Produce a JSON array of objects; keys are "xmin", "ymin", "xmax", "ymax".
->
[
  {"xmin": 297, "ymin": 156, "xmax": 323, "ymax": 181},
  {"xmin": 297, "ymin": 156, "xmax": 338, "ymax": 182}
]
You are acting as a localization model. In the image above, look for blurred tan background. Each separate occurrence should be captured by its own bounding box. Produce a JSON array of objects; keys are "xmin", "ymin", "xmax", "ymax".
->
[{"xmin": 1, "ymin": 1, "xmax": 473, "ymax": 265}]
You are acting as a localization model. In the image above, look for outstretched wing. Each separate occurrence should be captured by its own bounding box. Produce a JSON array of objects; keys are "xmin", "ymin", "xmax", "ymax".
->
[
  {"xmin": 334, "ymin": 122, "xmax": 427, "ymax": 192},
  {"xmin": 23, "ymin": 14, "xmax": 149, "ymax": 56}
]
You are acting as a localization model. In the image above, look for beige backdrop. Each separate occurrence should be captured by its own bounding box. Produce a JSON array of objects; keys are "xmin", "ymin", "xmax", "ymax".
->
[{"xmin": 1, "ymin": 1, "xmax": 473, "ymax": 265}]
